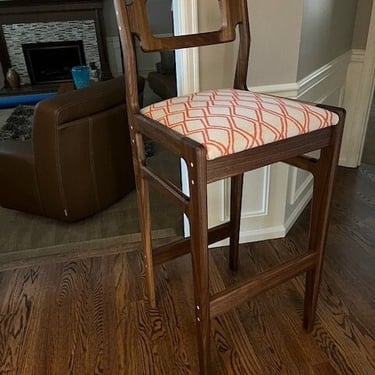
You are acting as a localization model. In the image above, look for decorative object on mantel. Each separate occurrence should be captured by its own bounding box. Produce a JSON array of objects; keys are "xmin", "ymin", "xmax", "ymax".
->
[
  {"xmin": 0, "ymin": 105, "xmax": 34, "ymax": 141},
  {"xmin": 71, "ymin": 65, "xmax": 90, "ymax": 89},
  {"xmin": 5, "ymin": 67, "xmax": 20, "ymax": 89}
]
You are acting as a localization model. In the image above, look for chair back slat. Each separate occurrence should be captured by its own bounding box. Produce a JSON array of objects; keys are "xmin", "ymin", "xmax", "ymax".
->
[
  {"xmin": 114, "ymin": 0, "xmax": 250, "ymax": 110},
  {"xmin": 127, "ymin": 0, "xmax": 244, "ymax": 51}
]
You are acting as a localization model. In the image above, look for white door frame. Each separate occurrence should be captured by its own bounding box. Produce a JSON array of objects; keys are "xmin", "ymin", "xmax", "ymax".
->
[
  {"xmin": 348, "ymin": 0, "xmax": 375, "ymax": 166},
  {"xmin": 172, "ymin": 0, "xmax": 199, "ymax": 236},
  {"xmin": 172, "ymin": 0, "xmax": 199, "ymax": 95}
]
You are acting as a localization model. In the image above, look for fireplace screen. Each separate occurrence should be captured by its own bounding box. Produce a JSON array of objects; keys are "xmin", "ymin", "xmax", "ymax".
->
[{"xmin": 22, "ymin": 40, "xmax": 86, "ymax": 85}]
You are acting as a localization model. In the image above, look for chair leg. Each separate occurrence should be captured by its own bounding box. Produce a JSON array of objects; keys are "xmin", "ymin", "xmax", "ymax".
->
[
  {"xmin": 188, "ymin": 154, "xmax": 210, "ymax": 375},
  {"xmin": 190, "ymin": 226, "xmax": 210, "ymax": 375},
  {"xmin": 229, "ymin": 174, "xmax": 244, "ymax": 271},
  {"xmin": 303, "ymin": 125, "xmax": 343, "ymax": 331},
  {"xmin": 133, "ymin": 134, "xmax": 156, "ymax": 307},
  {"xmin": 137, "ymin": 174, "xmax": 156, "ymax": 307}
]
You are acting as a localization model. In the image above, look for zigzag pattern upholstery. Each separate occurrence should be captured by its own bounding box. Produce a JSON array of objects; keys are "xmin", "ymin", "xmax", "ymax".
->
[{"xmin": 141, "ymin": 89, "xmax": 340, "ymax": 160}]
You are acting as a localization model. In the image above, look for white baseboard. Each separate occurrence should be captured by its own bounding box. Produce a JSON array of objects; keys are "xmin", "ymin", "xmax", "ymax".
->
[{"xmin": 210, "ymin": 224, "xmax": 286, "ymax": 247}]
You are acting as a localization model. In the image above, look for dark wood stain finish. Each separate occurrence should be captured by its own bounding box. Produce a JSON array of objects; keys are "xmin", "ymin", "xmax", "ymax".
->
[
  {"xmin": 0, "ymin": 165, "xmax": 374, "ymax": 374},
  {"xmin": 112, "ymin": 0, "xmax": 349, "ymax": 373}
]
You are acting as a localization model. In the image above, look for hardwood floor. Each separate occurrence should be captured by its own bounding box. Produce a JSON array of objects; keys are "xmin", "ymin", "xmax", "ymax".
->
[
  {"xmin": 0, "ymin": 142, "xmax": 183, "ymax": 269},
  {"xmin": 0, "ymin": 164, "xmax": 374, "ymax": 374}
]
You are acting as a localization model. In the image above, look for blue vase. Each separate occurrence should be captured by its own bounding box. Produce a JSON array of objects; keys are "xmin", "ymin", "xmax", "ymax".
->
[{"xmin": 71, "ymin": 65, "xmax": 90, "ymax": 89}]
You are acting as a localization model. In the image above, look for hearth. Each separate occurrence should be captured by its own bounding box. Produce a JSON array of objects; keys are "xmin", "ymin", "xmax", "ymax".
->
[{"xmin": 22, "ymin": 41, "xmax": 86, "ymax": 85}]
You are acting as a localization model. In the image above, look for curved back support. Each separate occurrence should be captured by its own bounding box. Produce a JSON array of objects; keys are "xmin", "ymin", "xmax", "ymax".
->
[
  {"xmin": 114, "ymin": 0, "xmax": 251, "ymax": 112},
  {"xmin": 127, "ymin": 0, "xmax": 243, "ymax": 51}
]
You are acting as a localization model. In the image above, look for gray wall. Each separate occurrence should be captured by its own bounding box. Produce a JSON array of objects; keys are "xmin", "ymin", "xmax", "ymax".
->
[
  {"xmin": 106, "ymin": 0, "xmax": 369, "ymax": 86},
  {"xmin": 247, "ymin": 0, "xmax": 303, "ymax": 86},
  {"xmin": 197, "ymin": 0, "xmax": 236, "ymax": 89},
  {"xmin": 352, "ymin": 0, "xmax": 372, "ymax": 48},
  {"xmin": 198, "ymin": 0, "xmax": 304, "ymax": 88},
  {"xmin": 103, "ymin": 0, "xmax": 173, "ymax": 37},
  {"xmin": 103, "ymin": 0, "xmax": 118, "ymax": 36},
  {"xmin": 297, "ymin": 0, "xmax": 358, "ymax": 80}
]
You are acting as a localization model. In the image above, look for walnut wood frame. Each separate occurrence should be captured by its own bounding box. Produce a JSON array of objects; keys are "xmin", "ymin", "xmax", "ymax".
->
[{"xmin": 114, "ymin": 0, "xmax": 345, "ymax": 373}]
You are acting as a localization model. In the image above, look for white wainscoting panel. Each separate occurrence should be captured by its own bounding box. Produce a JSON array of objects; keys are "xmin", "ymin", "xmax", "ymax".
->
[
  {"xmin": 208, "ymin": 51, "xmax": 351, "ymax": 246},
  {"xmin": 341, "ymin": 49, "xmax": 366, "ymax": 167},
  {"xmin": 282, "ymin": 52, "xmax": 349, "ymax": 233},
  {"xmin": 207, "ymin": 167, "xmax": 270, "ymax": 228},
  {"xmin": 297, "ymin": 51, "xmax": 350, "ymax": 104},
  {"xmin": 210, "ymin": 164, "xmax": 288, "ymax": 247},
  {"xmin": 241, "ymin": 167, "xmax": 270, "ymax": 218},
  {"xmin": 288, "ymin": 167, "xmax": 313, "ymax": 206}
]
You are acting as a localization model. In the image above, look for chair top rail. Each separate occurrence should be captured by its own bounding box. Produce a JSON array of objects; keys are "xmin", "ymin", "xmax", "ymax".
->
[{"xmin": 126, "ymin": 0, "xmax": 245, "ymax": 52}]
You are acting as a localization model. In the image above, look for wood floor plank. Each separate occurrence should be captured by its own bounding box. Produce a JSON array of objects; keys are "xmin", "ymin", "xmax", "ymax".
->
[{"xmin": 0, "ymin": 165, "xmax": 373, "ymax": 374}]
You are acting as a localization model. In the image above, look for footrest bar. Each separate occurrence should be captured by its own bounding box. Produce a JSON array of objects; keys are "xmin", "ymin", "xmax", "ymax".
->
[
  {"xmin": 153, "ymin": 222, "xmax": 233, "ymax": 265},
  {"xmin": 210, "ymin": 252, "xmax": 317, "ymax": 318},
  {"xmin": 283, "ymin": 156, "xmax": 317, "ymax": 173}
]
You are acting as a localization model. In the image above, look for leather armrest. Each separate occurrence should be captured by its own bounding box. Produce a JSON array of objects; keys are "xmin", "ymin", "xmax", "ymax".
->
[{"xmin": 34, "ymin": 76, "xmax": 126, "ymax": 127}]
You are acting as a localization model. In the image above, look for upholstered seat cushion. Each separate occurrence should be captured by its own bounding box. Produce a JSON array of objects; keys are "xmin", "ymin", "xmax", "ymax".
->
[{"xmin": 141, "ymin": 89, "xmax": 339, "ymax": 160}]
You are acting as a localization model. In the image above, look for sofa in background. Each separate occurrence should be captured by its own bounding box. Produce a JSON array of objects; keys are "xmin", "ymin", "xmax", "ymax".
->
[{"xmin": 0, "ymin": 76, "xmax": 144, "ymax": 222}]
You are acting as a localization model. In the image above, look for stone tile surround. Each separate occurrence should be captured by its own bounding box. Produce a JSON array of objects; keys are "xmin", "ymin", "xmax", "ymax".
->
[{"xmin": 3, "ymin": 20, "xmax": 101, "ymax": 85}]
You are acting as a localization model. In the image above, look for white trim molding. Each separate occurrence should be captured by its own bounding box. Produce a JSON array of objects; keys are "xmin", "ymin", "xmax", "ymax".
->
[
  {"xmin": 340, "ymin": 49, "xmax": 366, "ymax": 167},
  {"xmin": 249, "ymin": 50, "xmax": 351, "ymax": 104},
  {"xmin": 172, "ymin": 0, "xmax": 199, "ymax": 95},
  {"xmin": 172, "ymin": 0, "xmax": 199, "ymax": 237},
  {"xmin": 342, "ymin": 45, "xmax": 375, "ymax": 167},
  {"xmin": 297, "ymin": 51, "xmax": 350, "ymax": 103},
  {"xmin": 288, "ymin": 167, "xmax": 313, "ymax": 206}
]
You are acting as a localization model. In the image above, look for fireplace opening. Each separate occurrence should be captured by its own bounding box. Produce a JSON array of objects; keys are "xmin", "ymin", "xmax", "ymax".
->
[{"xmin": 22, "ymin": 40, "xmax": 86, "ymax": 85}]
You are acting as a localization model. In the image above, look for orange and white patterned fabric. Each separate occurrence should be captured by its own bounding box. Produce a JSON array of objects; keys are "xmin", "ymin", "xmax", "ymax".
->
[{"xmin": 141, "ymin": 89, "xmax": 339, "ymax": 160}]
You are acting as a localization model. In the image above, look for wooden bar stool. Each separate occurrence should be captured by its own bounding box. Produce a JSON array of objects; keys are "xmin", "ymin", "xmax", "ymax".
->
[{"xmin": 114, "ymin": 0, "xmax": 345, "ymax": 373}]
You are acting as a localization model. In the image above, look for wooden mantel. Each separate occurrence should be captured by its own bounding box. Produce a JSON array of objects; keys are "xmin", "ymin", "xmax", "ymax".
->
[
  {"xmin": 0, "ymin": 0, "xmax": 104, "ymax": 13},
  {"xmin": 0, "ymin": 0, "xmax": 111, "ymax": 83}
]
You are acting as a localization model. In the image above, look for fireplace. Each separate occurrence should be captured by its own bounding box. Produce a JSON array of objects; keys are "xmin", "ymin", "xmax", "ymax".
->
[
  {"xmin": 22, "ymin": 41, "xmax": 86, "ymax": 85},
  {"xmin": 0, "ymin": 1, "xmax": 111, "ymax": 88}
]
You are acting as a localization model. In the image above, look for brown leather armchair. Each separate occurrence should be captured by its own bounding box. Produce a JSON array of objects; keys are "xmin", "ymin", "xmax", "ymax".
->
[{"xmin": 0, "ymin": 76, "xmax": 140, "ymax": 222}]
